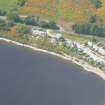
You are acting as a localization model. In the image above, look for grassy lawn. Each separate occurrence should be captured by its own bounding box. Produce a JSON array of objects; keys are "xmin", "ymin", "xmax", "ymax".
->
[
  {"xmin": 0, "ymin": 0, "xmax": 17, "ymax": 11},
  {"xmin": 64, "ymin": 34, "xmax": 91, "ymax": 44},
  {"xmin": 64, "ymin": 33, "xmax": 105, "ymax": 44}
]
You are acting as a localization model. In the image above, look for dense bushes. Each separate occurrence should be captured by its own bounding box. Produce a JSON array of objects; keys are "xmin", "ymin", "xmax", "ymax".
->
[
  {"xmin": 24, "ymin": 15, "xmax": 59, "ymax": 30},
  {"xmin": 16, "ymin": 24, "xmax": 29, "ymax": 40},
  {"xmin": 6, "ymin": 14, "xmax": 59, "ymax": 30},
  {"xmin": 39, "ymin": 21, "xmax": 59, "ymax": 30},
  {"xmin": 72, "ymin": 23, "xmax": 105, "ymax": 37}
]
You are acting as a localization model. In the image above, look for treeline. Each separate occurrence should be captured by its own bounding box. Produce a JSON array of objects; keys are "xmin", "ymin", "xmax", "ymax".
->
[
  {"xmin": 24, "ymin": 15, "xmax": 59, "ymax": 29},
  {"xmin": 72, "ymin": 15, "xmax": 105, "ymax": 37},
  {"xmin": 7, "ymin": 13, "xmax": 59, "ymax": 30},
  {"xmin": 72, "ymin": 23, "xmax": 105, "ymax": 37}
]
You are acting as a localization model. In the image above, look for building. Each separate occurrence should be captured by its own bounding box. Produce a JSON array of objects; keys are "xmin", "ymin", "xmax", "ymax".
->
[
  {"xmin": 87, "ymin": 42, "xmax": 105, "ymax": 56},
  {"xmin": 53, "ymin": 33, "xmax": 62, "ymax": 40},
  {"xmin": 64, "ymin": 39, "xmax": 73, "ymax": 48},
  {"xmin": 47, "ymin": 29, "xmax": 63, "ymax": 40},
  {"xmin": 31, "ymin": 27, "xmax": 47, "ymax": 37}
]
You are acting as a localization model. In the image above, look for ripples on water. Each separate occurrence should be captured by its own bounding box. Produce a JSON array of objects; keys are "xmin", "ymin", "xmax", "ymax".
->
[{"xmin": 0, "ymin": 44, "xmax": 105, "ymax": 105}]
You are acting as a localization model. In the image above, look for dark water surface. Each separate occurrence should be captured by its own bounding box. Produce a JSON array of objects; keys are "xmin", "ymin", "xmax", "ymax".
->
[{"xmin": 0, "ymin": 44, "xmax": 105, "ymax": 105}]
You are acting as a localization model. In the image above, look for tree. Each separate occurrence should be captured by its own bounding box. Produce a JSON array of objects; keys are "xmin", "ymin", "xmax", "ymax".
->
[
  {"xmin": 39, "ymin": 21, "xmax": 49, "ymax": 28},
  {"xmin": 0, "ymin": 9, "xmax": 6, "ymax": 16},
  {"xmin": 17, "ymin": 0, "xmax": 27, "ymax": 6},
  {"xmin": 89, "ymin": 16, "xmax": 97, "ymax": 23},
  {"xmin": 72, "ymin": 23, "xmax": 105, "ymax": 37},
  {"xmin": 49, "ymin": 21, "xmax": 59, "ymax": 29},
  {"xmin": 24, "ymin": 15, "xmax": 38, "ymax": 26},
  {"xmin": 91, "ymin": 0, "xmax": 102, "ymax": 8},
  {"xmin": 91, "ymin": 24, "xmax": 105, "ymax": 36},
  {"xmin": 7, "ymin": 12, "xmax": 21, "ymax": 23}
]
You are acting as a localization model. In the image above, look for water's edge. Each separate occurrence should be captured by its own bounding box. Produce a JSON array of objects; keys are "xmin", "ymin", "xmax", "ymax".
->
[{"xmin": 0, "ymin": 37, "xmax": 105, "ymax": 80}]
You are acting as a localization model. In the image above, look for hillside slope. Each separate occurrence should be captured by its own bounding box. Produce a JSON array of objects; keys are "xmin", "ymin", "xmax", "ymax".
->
[
  {"xmin": 18, "ymin": 0, "xmax": 96, "ymax": 23},
  {"xmin": 0, "ymin": 0, "xmax": 102, "ymax": 23},
  {"xmin": 1, "ymin": 0, "xmax": 105, "ymax": 36}
]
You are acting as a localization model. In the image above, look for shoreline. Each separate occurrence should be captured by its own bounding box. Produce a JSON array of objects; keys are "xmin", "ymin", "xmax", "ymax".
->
[{"xmin": 0, "ymin": 37, "xmax": 105, "ymax": 80}]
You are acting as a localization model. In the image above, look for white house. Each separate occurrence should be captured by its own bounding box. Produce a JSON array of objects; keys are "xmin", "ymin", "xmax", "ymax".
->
[
  {"xmin": 50, "ymin": 37, "xmax": 58, "ymax": 45},
  {"xmin": 53, "ymin": 33, "xmax": 62, "ymax": 40},
  {"xmin": 87, "ymin": 41, "xmax": 93, "ymax": 47},
  {"xmin": 32, "ymin": 27, "xmax": 47, "ymax": 37},
  {"xmin": 64, "ymin": 39, "xmax": 74, "ymax": 48},
  {"xmin": 46, "ymin": 29, "xmax": 53, "ymax": 37},
  {"xmin": 87, "ymin": 41, "xmax": 105, "ymax": 56},
  {"xmin": 98, "ymin": 48, "xmax": 105, "ymax": 56},
  {"xmin": 47, "ymin": 29, "xmax": 63, "ymax": 40}
]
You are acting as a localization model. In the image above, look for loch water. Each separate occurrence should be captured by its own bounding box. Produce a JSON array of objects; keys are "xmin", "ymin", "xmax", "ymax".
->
[{"xmin": 0, "ymin": 44, "xmax": 105, "ymax": 105}]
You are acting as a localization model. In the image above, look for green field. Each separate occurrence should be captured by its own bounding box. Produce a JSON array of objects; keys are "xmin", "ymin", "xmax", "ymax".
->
[
  {"xmin": 0, "ymin": 0, "xmax": 17, "ymax": 11},
  {"xmin": 64, "ymin": 33, "xmax": 105, "ymax": 44}
]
